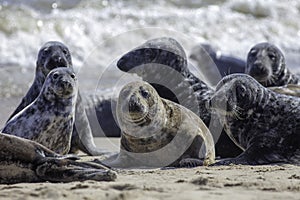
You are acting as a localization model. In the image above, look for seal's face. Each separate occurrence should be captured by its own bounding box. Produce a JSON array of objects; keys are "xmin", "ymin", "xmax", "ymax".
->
[
  {"xmin": 246, "ymin": 42, "xmax": 285, "ymax": 84},
  {"xmin": 37, "ymin": 41, "xmax": 73, "ymax": 77},
  {"xmin": 209, "ymin": 74, "xmax": 259, "ymax": 120},
  {"xmin": 44, "ymin": 67, "xmax": 78, "ymax": 98},
  {"xmin": 117, "ymin": 81, "xmax": 165, "ymax": 137}
]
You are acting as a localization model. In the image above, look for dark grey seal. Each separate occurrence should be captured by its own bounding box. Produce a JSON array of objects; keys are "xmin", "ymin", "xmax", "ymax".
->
[
  {"xmin": 0, "ymin": 133, "xmax": 116, "ymax": 184},
  {"xmin": 117, "ymin": 37, "xmax": 242, "ymax": 158},
  {"xmin": 246, "ymin": 42, "xmax": 299, "ymax": 87},
  {"xmin": 6, "ymin": 41, "xmax": 110, "ymax": 155},
  {"xmin": 190, "ymin": 43, "xmax": 246, "ymax": 85},
  {"xmin": 101, "ymin": 81, "xmax": 215, "ymax": 168},
  {"xmin": 3, "ymin": 68, "xmax": 77, "ymax": 154},
  {"xmin": 209, "ymin": 74, "xmax": 300, "ymax": 165}
]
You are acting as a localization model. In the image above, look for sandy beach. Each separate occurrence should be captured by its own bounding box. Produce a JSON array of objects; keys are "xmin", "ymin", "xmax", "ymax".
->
[{"xmin": 0, "ymin": 138, "xmax": 299, "ymax": 200}]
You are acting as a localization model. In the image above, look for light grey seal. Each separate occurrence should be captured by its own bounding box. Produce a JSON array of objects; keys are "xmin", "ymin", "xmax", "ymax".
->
[
  {"xmin": 0, "ymin": 133, "xmax": 116, "ymax": 184},
  {"xmin": 246, "ymin": 42, "xmax": 299, "ymax": 87},
  {"xmin": 209, "ymin": 74, "xmax": 300, "ymax": 165},
  {"xmin": 3, "ymin": 68, "xmax": 77, "ymax": 154},
  {"xmin": 6, "ymin": 41, "xmax": 111, "ymax": 156},
  {"xmin": 101, "ymin": 81, "xmax": 215, "ymax": 168}
]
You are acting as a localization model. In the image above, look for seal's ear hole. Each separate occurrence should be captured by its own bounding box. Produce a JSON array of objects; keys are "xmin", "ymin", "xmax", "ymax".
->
[{"xmin": 53, "ymin": 73, "xmax": 59, "ymax": 80}]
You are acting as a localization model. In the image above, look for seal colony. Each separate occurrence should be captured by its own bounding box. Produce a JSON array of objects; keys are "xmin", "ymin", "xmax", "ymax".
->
[
  {"xmin": 101, "ymin": 81, "xmax": 215, "ymax": 168},
  {"xmin": 0, "ymin": 133, "xmax": 116, "ymax": 184},
  {"xmin": 209, "ymin": 74, "xmax": 300, "ymax": 165},
  {"xmin": 245, "ymin": 42, "xmax": 299, "ymax": 87},
  {"xmin": 117, "ymin": 37, "xmax": 243, "ymax": 158},
  {"xmin": 6, "ymin": 41, "xmax": 111, "ymax": 156},
  {"xmin": 3, "ymin": 68, "xmax": 77, "ymax": 154}
]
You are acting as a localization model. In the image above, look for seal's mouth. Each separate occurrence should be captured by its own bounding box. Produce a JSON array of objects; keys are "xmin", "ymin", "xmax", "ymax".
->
[{"xmin": 55, "ymin": 80, "xmax": 75, "ymax": 97}]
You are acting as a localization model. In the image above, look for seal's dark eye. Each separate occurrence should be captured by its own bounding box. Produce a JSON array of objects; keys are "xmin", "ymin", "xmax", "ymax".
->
[
  {"xmin": 70, "ymin": 73, "xmax": 76, "ymax": 79},
  {"xmin": 145, "ymin": 48, "xmax": 153, "ymax": 57},
  {"xmin": 249, "ymin": 49, "xmax": 257, "ymax": 57},
  {"xmin": 268, "ymin": 52, "xmax": 276, "ymax": 61},
  {"xmin": 43, "ymin": 48, "xmax": 50, "ymax": 55},
  {"xmin": 53, "ymin": 73, "xmax": 59, "ymax": 79},
  {"xmin": 140, "ymin": 87, "xmax": 149, "ymax": 98},
  {"xmin": 62, "ymin": 48, "xmax": 69, "ymax": 55},
  {"xmin": 236, "ymin": 84, "xmax": 246, "ymax": 97}
]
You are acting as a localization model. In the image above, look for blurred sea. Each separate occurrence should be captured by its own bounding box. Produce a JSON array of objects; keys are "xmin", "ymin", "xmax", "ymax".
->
[{"xmin": 0, "ymin": 0, "xmax": 300, "ymax": 126}]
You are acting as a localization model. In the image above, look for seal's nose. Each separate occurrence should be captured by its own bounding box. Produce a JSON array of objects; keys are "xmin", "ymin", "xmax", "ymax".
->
[
  {"xmin": 117, "ymin": 56, "xmax": 127, "ymax": 71},
  {"xmin": 128, "ymin": 95, "xmax": 142, "ymax": 113}
]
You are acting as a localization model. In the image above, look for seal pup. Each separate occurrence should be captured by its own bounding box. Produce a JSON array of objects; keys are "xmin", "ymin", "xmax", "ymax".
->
[
  {"xmin": 0, "ymin": 133, "xmax": 116, "ymax": 184},
  {"xmin": 3, "ymin": 68, "xmax": 77, "ymax": 154},
  {"xmin": 209, "ymin": 74, "xmax": 300, "ymax": 165},
  {"xmin": 101, "ymin": 81, "xmax": 215, "ymax": 168},
  {"xmin": 246, "ymin": 42, "xmax": 299, "ymax": 87},
  {"xmin": 189, "ymin": 43, "xmax": 246, "ymax": 85},
  {"xmin": 6, "ymin": 41, "xmax": 111, "ymax": 156},
  {"xmin": 117, "ymin": 37, "xmax": 242, "ymax": 158}
]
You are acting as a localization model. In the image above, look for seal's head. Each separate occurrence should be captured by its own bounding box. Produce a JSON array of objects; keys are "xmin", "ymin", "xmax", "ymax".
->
[
  {"xmin": 117, "ymin": 37, "xmax": 188, "ymax": 75},
  {"xmin": 37, "ymin": 41, "xmax": 73, "ymax": 77},
  {"xmin": 246, "ymin": 42, "xmax": 285, "ymax": 85},
  {"xmin": 42, "ymin": 67, "xmax": 78, "ymax": 100},
  {"xmin": 209, "ymin": 74, "xmax": 264, "ymax": 120},
  {"xmin": 117, "ymin": 81, "xmax": 166, "ymax": 137}
]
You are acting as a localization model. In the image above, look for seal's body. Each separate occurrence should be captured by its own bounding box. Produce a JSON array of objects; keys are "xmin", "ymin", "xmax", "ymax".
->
[
  {"xmin": 0, "ymin": 133, "xmax": 116, "ymax": 184},
  {"xmin": 102, "ymin": 81, "xmax": 215, "ymax": 168},
  {"xmin": 210, "ymin": 74, "xmax": 300, "ymax": 165},
  {"xmin": 3, "ymin": 68, "xmax": 77, "ymax": 154}
]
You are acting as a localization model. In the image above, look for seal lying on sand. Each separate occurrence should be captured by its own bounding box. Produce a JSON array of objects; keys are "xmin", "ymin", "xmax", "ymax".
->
[
  {"xmin": 246, "ymin": 42, "xmax": 299, "ymax": 87},
  {"xmin": 189, "ymin": 44, "xmax": 246, "ymax": 85},
  {"xmin": 209, "ymin": 74, "xmax": 300, "ymax": 165},
  {"xmin": 6, "ymin": 41, "xmax": 110, "ymax": 156},
  {"xmin": 0, "ymin": 133, "xmax": 116, "ymax": 184},
  {"xmin": 101, "ymin": 81, "xmax": 215, "ymax": 168},
  {"xmin": 3, "ymin": 68, "xmax": 77, "ymax": 154},
  {"xmin": 117, "ymin": 37, "xmax": 242, "ymax": 158}
]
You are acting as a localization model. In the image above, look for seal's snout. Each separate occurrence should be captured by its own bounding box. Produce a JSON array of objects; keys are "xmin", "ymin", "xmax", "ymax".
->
[{"xmin": 128, "ymin": 95, "xmax": 143, "ymax": 113}]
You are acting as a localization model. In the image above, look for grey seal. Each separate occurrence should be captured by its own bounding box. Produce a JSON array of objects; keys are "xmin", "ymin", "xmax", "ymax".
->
[
  {"xmin": 6, "ymin": 41, "xmax": 110, "ymax": 155},
  {"xmin": 101, "ymin": 81, "xmax": 215, "ymax": 168},
  {"xmin": 209, "ymin": 74, "xmax": 300, "ymax": 165},
  {"xmin": 3, "ymin": 68, "xmax": 77, "ymax": 154},
  {"xmin": 117, "ymin": 37, "xmax": 242, "ymax": 158},
  {"xmin": 246, "ymin": 42, "xmax": 299, "ymax": 87},
  {"xmin": 0, "ymin": 133, "xmax": 116, "ymax": 184}
]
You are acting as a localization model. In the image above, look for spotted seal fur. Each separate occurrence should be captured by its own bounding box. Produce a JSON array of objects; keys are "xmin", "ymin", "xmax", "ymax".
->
[
  {"xmin": 0, "ymin": 133, "xmax": 116, "ymax": 184},
  {"xmin": 209, "ymin": 74, "xmax": 300, "ymax": 165},
  {"xmin": 246, "ymin": 42, "xmax": 299, "ymax": 87},
  {"xmin": 6, "ymin": 41, "xmax": 110, "ymax": 155},
  {"xmin": 3, "ymin": 68, "xmax": 77, "ymax": 154},
  {"xmin": 117, "ymin": 37, "xmax": 242, "ymax": 158},
  {"xmin": 101, "ymin": 81, "xmax": 215, "ymax": 168}
]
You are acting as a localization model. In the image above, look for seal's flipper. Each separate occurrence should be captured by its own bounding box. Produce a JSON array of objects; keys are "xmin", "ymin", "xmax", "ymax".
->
[
  {"xmin": 36, "ymin": 158, "xmax": 117, "ymax": 182},
  {"xmin": 179, "ymin": 158, "xmax": 204, "ymax": 168}
]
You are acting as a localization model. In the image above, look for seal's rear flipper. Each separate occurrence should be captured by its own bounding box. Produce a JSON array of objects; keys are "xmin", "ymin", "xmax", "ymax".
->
[
  {"xmin": 36, "ymin": 158, "xmax": 117, "ymax": 182},
  {"xmin": 179, "ymin": 158, "xmax": 204, "ymax": 168}
]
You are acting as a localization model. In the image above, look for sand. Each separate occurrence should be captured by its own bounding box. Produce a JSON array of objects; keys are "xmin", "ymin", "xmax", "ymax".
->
[{"xmin": 0, "ymin": 138, "xmax": 299, "ymax": 200}]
